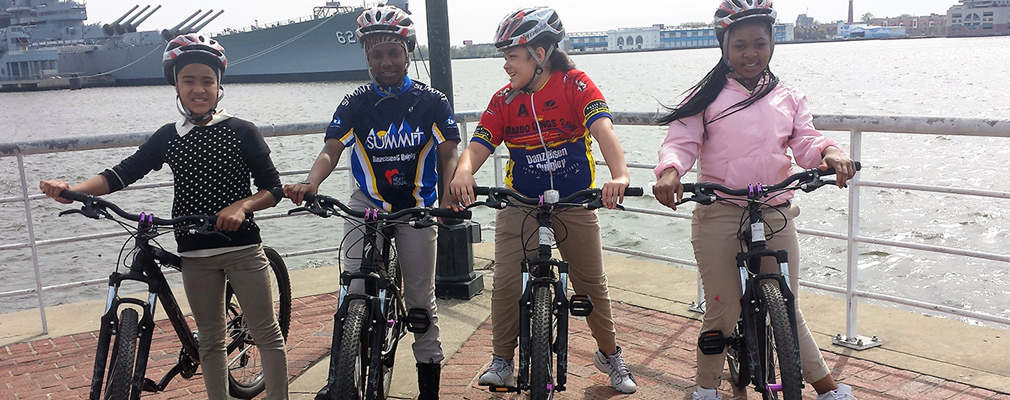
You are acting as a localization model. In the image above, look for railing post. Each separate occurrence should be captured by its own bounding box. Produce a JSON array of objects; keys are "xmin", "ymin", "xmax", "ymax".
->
[
  {"xmin": 833, "ymin": 129, "xmax": 879, "ymax": 350},
  {"xmin": 17, "ymin": 153, "xmax": 48, "ymax": 335}
]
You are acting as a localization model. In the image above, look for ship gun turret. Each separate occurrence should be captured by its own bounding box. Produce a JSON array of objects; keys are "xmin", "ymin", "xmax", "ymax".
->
[
  {"xmin": 186, "ymin": 10, "xmax": 223, "ymax": 34},
  {"xmin": 115, "ymin": 5, "xmax": 149, "ymax": 35},
  {"xmin": 103, "ymin": 5, "xmax": 139, "ymax": 36},
  {"xmin": 126, "ymin": 5, "xmax": 161, "ymax": 33},
  {"xmin": 161, "ymin": 9, "xmax": 201, "ymax": 41}
]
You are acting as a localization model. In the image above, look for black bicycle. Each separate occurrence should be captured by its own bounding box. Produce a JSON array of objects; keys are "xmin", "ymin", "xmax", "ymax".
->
[
  {"xmin": 56, "ymin": 190, "xmax": 292, "ymax": 400},
  {"xmin": 470, "ymin": 186, "xmax": 644, "ymax": 400},
  {"xmin": 679, "ymin": 163, "xmax": 860, "ymax": 400},
  {"xmin": 288, "ymin": 192, "xmax": 471, "ymax": 400}
]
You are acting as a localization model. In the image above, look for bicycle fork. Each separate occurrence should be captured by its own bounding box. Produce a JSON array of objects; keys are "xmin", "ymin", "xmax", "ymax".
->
[{"xmin": 89, "ymin": 269, "xmax": 159, "ymax": 400}]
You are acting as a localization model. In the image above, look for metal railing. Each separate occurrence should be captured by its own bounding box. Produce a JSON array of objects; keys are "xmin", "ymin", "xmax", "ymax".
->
[{"xmin": 2, "ymin": 112, "xmax": 1009, "ymax": 349}]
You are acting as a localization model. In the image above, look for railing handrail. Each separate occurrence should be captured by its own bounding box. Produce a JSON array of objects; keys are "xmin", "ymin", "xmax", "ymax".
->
[{"xmin": 3, "ymin": 111, "xmax": 1009, "ymax": 340}]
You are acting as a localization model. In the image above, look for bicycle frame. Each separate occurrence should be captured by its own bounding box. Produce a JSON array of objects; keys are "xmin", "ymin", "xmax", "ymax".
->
[
  {"xmin": 89, "ymin": 219, "xmax": 201, "ymax": 400},
  {"xmin": 734, "ymin": 192, "xmax": 803, "ymax": 396},
  {"xmin": 515, "ymin": 207, "xmax": 577, "ymax": 393}
]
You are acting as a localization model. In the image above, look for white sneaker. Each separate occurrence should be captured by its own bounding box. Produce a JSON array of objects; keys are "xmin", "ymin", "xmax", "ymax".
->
[
  {"xmin": 816, "ymin": 383, "xmax": 856, "ymax": 400},
  {"xmin": 592, "ymin": 346, "xmax": 637, "ymax": 394},
  {"xmin": 692, "ymin": 386, "xmax": 722, "ymax": 400},
  {"xmin": 477, "ymin": 355, "xmax": 515, "ymax": 387}
]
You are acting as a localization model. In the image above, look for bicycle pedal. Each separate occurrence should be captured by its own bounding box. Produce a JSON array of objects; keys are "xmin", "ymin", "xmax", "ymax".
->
[
  {"xmin": 487, "ymin": 384, "xmax": 520, "ymax": 393},
  {"xmin": 403, "ymin": 308, "xmax": 431, "ymax": 333},
  {"xmin": 569, "ymin": 294, "xmax": 594, "ymax": 317},
  {"xmin": 141, "ymin": 377, "xmax": 160, "ymax": 392}
]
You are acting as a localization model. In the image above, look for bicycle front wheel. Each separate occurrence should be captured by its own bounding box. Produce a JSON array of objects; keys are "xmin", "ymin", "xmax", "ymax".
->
[
  {"xmin": 759, "ymin": 281, "xmax": 803, "ymax": 400},
  {"xmin": 529, "ymin": 285, "xmax": 555, "ymax": 400},
  {"xmin": 225, "ymin": 246, "xmax": 293, "ymax": 398},
  {"xmin": 333, "ymin": 300, "xmax": 370, "ymax": 400},
  {"xmin": 105, "ymin": 308, "xmax": 139, "ymax": 400}
]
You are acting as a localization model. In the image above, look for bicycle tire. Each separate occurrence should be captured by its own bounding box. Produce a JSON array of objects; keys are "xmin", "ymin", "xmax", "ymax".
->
[
  {"xmin": 225, "ymin": 246, "xmax": 293, "ymax": 399},
  {"xmin": 105, "ymin": 308, "xmax": 139, "ymax": 400},
  {"xmin": 727, "ymin": 320, "xmax": 751, "ymax": 389},
  {"xmin": 375, "ymin": 254, "xmax": 401, "ymax": 399},
  {"xmin": 529, "ymin": 285, "xmax": 555, "ymax": 400},
  {"xmin": 759, "ymin": 281, "xmax": 803, "ymax": 400},
  {"xmin": 332, "ymin": 300, "xmax": 370, "ymax": 400}
]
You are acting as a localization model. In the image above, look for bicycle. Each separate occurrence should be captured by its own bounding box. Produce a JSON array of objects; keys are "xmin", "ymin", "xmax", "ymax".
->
[
  {"xmin": 678, "ymin": 163, "xmax": 860, "ymax": 400},
  {"xmin": 468, "ymin": 186, "xmax": 644, "ymax": 400},
  {"xmin": 288, "ymin": 192, "xmax": 472, "ymax": 400},
  {"xmin": 56, "ymin": 189, "xmax": 292, "ymax": 400}
]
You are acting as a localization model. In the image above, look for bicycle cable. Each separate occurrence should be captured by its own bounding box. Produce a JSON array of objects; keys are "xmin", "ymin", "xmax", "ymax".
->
[{"xmin": 528, "ymin": 91, "xmax": 557, "ymax": 192}]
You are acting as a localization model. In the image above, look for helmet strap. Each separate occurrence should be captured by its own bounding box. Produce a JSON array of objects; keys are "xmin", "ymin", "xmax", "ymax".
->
[
  {"xmin": 175, "ymin": 86, "xmax": 221, "ymax": 124},
  {"xmin": 506, "ymin": 44, "xmax": 553, "ymax": 104}
]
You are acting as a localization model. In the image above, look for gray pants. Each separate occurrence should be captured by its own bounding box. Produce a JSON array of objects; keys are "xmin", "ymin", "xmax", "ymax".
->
[
  {"xmin": 341, "ymin": 190, "xmax": 444, "ymax": 364},
  {"xmin": 181, "ymin": 245, "xmax": 289, "ymax": 400}
]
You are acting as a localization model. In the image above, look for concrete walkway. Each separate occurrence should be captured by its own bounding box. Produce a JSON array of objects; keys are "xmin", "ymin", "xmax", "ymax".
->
[{"xmin": 2, "ymin": 243, "xmax": 1009, "ymax": 399}]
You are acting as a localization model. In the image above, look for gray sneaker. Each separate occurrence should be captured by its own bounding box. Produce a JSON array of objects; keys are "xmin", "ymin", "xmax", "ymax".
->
[
  {"xmin": 592, "ymin": 346, "xmax": 637, "ymax": 394},
  {"xmin": 477, "ymin": 355, "xmax": 515, "ymax": 387},
  {"xmin": 816, "ymin": 383, "xmax": 857, "ymax": 400}
]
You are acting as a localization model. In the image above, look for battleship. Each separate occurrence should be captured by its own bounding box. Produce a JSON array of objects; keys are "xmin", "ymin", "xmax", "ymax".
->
[{"xmin": 0, "ymin": 0, "xmax": 404, "ymax": 89}]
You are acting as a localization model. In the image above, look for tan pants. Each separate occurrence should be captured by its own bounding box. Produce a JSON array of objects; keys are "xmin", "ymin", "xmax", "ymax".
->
[
  {"xmin": 181, "ymin": 245, "xmax": 289, "ymax": 400},
  {"xmin": 341, "ymin": 190, "xmax": 443, "ymax": 364},
  {"xmin": 491, "ymin": 205, "xmax": 617, "ymax": 359},
  {"xmin": 691, "ymin": 202, "xmax": 830, "ymax": 389}
]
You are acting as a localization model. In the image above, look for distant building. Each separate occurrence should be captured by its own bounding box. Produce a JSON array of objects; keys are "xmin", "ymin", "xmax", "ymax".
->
[
  {"xmin": 947, "ymin": 0, "xmax": 1010, "ymax": 37},
  {"xmin": 796, "ymin": 13, "xmax": 816, "ymax": 27},
  {"xmin": 561, "ymin": 22, "xmax": 792, "ymax": 53},
  {"xmin": 867, "ymin": 14, "xmax": 947, "ymax": 37},
  {"xmin": 836, "ymin": 22, "xmax": 908, "ymax": 38}
]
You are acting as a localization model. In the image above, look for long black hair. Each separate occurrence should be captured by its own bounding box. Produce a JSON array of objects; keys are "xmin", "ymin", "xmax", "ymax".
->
[{"xmin": 657, "ymin": 20, "xmax": 779, "ymax": 126}]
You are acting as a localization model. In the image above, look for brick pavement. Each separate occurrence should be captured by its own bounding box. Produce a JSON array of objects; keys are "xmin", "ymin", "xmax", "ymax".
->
[
  {"xmin": 443, "ymin": 302, "xmax": 1010, "ymax": 400},
  {"xmin": 3, "ymin": 292, "xmax": 1009, "ymax": 399}
]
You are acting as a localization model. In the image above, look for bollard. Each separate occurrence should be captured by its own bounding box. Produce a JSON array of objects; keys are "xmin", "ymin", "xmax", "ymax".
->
[{"xmin": 435, "ymin": 221, "xmax": 483, "ymax": 299}]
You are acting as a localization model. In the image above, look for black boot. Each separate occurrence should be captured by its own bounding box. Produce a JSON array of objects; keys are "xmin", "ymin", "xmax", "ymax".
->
[
  {"xmin": 314, "ymin": 384, "xmax": 329, "ymax": 400},
  {"xmin": 416, "ymin": 362, "xmax": 441, "ymax": 400}
]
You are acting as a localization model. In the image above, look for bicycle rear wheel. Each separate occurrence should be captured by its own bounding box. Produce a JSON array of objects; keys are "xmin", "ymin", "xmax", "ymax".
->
[
  {"xmin": 529, "ymin": 285, "xmax": 555, "ymax": 400},
  {"xmin": 225, "ymin": 246, "xmax": 293, "ymax": 398},
  {"xmin": 758, "ymin": 281, "xmax": 803, "ymax": 400},
  {"xmin": 333, "ymin": 300, "xmax": 370, "ymax": 400},
  {"xmin": 105, "ymin": 308, "xmax": 139, "ymax": 400}
]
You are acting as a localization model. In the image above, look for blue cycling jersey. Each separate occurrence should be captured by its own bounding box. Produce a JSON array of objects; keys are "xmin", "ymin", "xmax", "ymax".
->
[{"xmin": 325, "ymin": 76, "xmax": 461, "ymax": 211}]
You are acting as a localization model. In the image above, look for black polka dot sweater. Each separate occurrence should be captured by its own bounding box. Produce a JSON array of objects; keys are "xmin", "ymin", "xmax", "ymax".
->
[{"xmin": 99, "ymin": 117, "xmax": 281, "ymax": 252}]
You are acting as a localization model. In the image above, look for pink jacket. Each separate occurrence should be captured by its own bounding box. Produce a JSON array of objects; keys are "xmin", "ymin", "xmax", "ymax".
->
[{"xmin": 655, "ymin": 79, "xmax": 839, "ymax": 204}]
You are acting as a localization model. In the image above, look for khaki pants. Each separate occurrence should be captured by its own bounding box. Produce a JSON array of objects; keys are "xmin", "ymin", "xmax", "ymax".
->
[
  {"xmin": 341, "ymin": 190, "xmax": 443, "ymax": 364},
  {"xmin": 691, "ymin": 202, "xmax": 830, "ymax": 389},
  {"xmin": 491, "ymin": 205, "xmax": 617, "ymax": 359},
  {"xmin": 181, "ymin": 245, "xmax": 289, "ymax": 400}
]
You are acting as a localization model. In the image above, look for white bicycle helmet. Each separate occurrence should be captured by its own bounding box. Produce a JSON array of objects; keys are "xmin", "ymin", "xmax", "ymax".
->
[
  {"xmin": 493, "ymin": 7, "xmax": 565, "ymax": 51},
  {"xmin": 355, "ymin": 5, "xmax": 416, "ymax": 52},
  {"xmin": 713, "ymin": 0, "xmax": 777, "ymax": 43},
  {"xmin": 162, "ymin": 34, "xmax": 227, "ymax": 86}
]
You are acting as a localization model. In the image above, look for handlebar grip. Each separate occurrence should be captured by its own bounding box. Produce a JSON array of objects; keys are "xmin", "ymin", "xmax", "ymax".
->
[
  {"xmin": 429, "ymin": 208, "xmax": 472, "ymax": 220},
  {"xmin": 624, "ymin": 187, "xmax": 644, "ymax": 197},
  {"xmin": 58, "ymin": 189, "xmax": 91, "ymax": 203},
  {"xmin": 681, "ymin": 183, "xmax": 696, "ymax": 193},
  {"xmin": 302, "ymin": 192, "xmax": 318, "ymax": 202},
  {"xmin": 473, "ymin": 187, "xmax": 490, "ymax": 196}
]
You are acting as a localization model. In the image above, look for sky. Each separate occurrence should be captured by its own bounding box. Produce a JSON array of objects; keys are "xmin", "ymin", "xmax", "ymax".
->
[{"xmin": 81, "ymin": 0, "xmax": 962, "ymax": 46}]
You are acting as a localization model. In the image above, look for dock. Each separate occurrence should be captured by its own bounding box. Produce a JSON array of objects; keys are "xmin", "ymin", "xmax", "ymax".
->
[{"xmin": 1, "ymin": 243, "xmax": 1008, "ymax": 399}]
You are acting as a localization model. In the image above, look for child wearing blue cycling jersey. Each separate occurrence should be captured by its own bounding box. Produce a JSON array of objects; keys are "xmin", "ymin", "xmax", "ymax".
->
[
  {"xmin": 283, "ymin": 5, "xmax": 459, "ymax": 400},
  {"xmin": 40, "ymin": 35, "xmax": 288, "ymax": 400},
  {"xmin": 652, "ymin": 1, "xmax": 857, "ymax": 400}
]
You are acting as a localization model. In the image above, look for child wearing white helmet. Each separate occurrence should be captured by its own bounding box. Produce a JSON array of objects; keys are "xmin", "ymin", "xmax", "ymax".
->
[{"xmin": 653, "ymin": 1, "xmax": 857, "ymax": 399}]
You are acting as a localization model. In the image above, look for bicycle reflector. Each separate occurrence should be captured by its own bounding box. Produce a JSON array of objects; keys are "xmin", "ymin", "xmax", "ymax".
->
[
  {"xmin": 568, "ymin": 294, "xmax": 594, "ymax": 317},
  {"xmin": 404, "ymin": 308, "xmax": 431, "ymax": 333},
  {"xmin": 698, "ymin": 330, "xmax": 727, "ymax": 355}
]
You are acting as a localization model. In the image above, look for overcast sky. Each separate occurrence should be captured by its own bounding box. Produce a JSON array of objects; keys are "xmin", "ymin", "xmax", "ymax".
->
[{"xmin": 82, "ymin": 0, "xmax": 961, "ymax": 45}]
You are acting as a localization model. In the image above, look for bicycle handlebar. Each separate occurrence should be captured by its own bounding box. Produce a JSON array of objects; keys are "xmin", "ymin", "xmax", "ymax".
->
[
  {"xmin": 471, "ymin": 186, "xmax": 645, "ymax": 210},
  {"xmin": 680, "ymin": 162, "xmax": 861, "ymax": 204},
  {"xmin": 290, "ymin": 192, "xmax": 472, "ymax": 224},
  {"xmin": 58, "ymin": 189, "xmax": 217, "ymax": 227}
]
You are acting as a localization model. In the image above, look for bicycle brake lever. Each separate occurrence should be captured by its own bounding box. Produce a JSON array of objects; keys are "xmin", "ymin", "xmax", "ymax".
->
[
  {"xmin": 58, "ymin": 209, "xmax": 82, "ymax": 217},
  {"xmin": 287, "ymin": 207, "xmax": 310, "ymax": 215}
]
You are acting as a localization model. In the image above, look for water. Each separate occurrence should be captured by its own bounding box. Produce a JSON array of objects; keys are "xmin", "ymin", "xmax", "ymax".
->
[{"xmin": 1, "ymin": 37, "xmax": 1008, "ymax": 325}]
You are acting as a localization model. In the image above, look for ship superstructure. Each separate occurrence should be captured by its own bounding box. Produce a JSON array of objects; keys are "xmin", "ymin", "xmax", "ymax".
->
[{"xmin": 0, "ymin": 0, "xmax": 401, "ymax": 86}]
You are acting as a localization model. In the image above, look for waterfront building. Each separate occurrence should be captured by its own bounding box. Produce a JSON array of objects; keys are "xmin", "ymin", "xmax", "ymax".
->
[
  {"xmin": 836, "ymin": 22, "xmax": 909, "ymax": 38},
  {"xmin": 561, "ymin": 23, "xmax": 793, "ymax": 53},
  {"xmin": 866, "ymin": 14, "xmax": 947, "ymax": 37},
  {"xmin": 947, "ymin": 0, "xmax": 1010, "ymax": 36}
]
